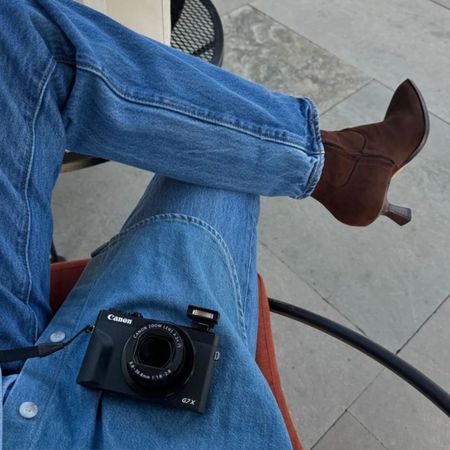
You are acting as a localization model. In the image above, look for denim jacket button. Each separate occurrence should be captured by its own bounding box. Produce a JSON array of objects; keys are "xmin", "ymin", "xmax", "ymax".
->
[
  {"xmin": 19, "ymin": 402, "xmax": 38, "ymax": 419},
  {"xmin": 50, "ymin": 331, "xmax": 66, "ymax": 342}
]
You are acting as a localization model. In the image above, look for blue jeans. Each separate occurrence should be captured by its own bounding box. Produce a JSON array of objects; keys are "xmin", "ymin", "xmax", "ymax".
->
[{"xmin": 0, "ymin": 0, "xmax": 324, "ymax": 448}]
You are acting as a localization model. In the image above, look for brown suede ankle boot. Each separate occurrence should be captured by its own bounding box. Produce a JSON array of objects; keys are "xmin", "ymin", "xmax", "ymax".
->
[{"xmin": 312, "ymin": 79, "xmax": 429, "ymax": 227}]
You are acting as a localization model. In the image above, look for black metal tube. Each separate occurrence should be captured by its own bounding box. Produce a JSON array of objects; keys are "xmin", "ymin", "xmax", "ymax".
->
[
  {"xmin": 50, "ymin": 241, "xmax": 59, "ymax": 263},
  {"xmin": 268, "ymin": 297, "xmax": 450, "ymax": 418}
]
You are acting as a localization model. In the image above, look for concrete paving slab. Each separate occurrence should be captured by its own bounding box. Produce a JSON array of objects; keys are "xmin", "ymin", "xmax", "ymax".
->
[
  {"xmin": 222, "ymin": 6, "xmax": 370, "ymax": 112},
  {"xmin": 349, "ymin": 298, "xmax": 450, "ymax": 449},
  {"xmin": 399, "ymin": 298, "xmax": 450, "ymax": 392},
  {"xmin": 431, "ymin": 0, "xmax": 450, "ymax": 10},
  {"xmin": 52, "ymin": 162, "xmax": 152, "ymax": 259},
  {"xmin": 312, "ymin": 412, "xmax": 387, "ymax": 450},
  {"xmin": 252, "ymin": 0, "xmax": 450, "ymax": 123},
  {"xmin": 257, "ymin": 245, "xmax": 380, "ymax": 449},
  {"xmin": 213, "ymin": 0, "xmax": 249, "ymax": 16},
  {"xmin": 258, "ymin": 80, "xmax": 450, "ymax": 351}
]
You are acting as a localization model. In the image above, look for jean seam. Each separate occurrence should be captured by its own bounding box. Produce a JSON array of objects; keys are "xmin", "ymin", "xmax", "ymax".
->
[
  {"xmin": 92, "ymin": 213, "xmax": 248, "ymax": 345},
  {"xmin": 54, "ymin": 57, "xmax": 322, "ymax": 156},
  {"xmin": 304, "ymin": 97, "xmax": 322, "ymax": 154},
  {"xmin": 241, "ymin": 198, "xmax": 258, "ymax": 329},
  {"xmin": 242, "ymin": 203, "xmax": 251, "ymax": 322},
  {"xmin": 23, "ymin": 56, "xmax": 58, "ymax": 341}
]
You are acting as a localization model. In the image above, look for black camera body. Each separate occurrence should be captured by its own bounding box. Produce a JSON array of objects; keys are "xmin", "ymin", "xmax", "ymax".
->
[{"xmin": 77, "ymin": 306, "xmax": 220, "ymax": 413}]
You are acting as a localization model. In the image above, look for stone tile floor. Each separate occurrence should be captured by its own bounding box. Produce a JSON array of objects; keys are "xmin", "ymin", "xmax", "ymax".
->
[{"xmin": 52, "ymin": 1, "xmax": 450, "ymax": 448}]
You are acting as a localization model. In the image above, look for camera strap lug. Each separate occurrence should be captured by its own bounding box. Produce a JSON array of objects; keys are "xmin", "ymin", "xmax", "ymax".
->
[{"xmin": 0, "ymin": 323, "xmax": 95, "ymax": 364}]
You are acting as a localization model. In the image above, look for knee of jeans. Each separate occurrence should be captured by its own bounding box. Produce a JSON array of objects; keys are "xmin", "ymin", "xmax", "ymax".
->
[{"xmin": 89, "ymin": 213, "xmax": 249, "ymax": 344}]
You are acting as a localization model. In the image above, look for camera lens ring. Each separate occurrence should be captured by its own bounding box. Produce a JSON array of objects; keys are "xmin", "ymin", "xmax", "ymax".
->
[{"xmin": 122, "ymin": 322, "xmax": 195, "ymax": 396}]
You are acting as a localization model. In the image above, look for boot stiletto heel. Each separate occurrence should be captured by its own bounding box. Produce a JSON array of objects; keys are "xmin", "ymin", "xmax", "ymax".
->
[{"xmin": 382, "ymin": 202, "xmax": 412, "ymax": 226}]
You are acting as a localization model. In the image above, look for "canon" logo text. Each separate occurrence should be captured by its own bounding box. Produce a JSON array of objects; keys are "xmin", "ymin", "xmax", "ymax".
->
[{"xmin": 107, "ymin": 314, "xmax": 133, "ymax": 325}]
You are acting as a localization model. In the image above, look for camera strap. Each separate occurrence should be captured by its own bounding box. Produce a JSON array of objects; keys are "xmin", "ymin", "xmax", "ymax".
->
[{"xmin": 0, "ymin": 324, "xmax": 95, "ymax": 364}]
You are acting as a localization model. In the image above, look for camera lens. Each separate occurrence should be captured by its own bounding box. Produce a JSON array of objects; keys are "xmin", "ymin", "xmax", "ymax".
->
[
  {"xmin": 136, "ymin": 336, "xmax": 173, "ymax": 368},
  {"xmin": 122, "ymin": 322, "xmax": 194, "ymax": 395}
]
